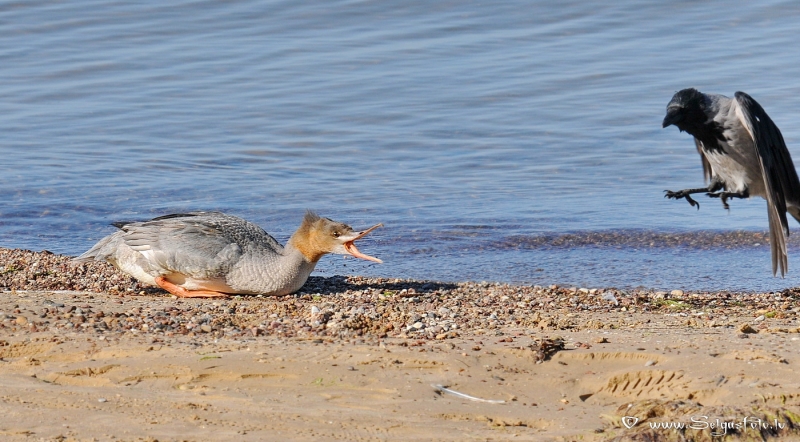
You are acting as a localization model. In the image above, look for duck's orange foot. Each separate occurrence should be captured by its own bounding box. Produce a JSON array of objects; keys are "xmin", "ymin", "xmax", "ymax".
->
[{"xmin": 155, "ymin": 276, "xmax": 230, "ymax": 299}]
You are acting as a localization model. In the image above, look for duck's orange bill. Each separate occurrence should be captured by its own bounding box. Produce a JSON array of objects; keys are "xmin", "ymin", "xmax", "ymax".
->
[{"xmin": 344, "ymin": 223, "xmax": 383, "ymax": 263}]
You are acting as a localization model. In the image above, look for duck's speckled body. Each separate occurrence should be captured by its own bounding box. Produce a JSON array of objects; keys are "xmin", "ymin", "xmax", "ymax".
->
[{"xmin": 74, "ymin": 211, "xmax": 382, "ymax": 298}]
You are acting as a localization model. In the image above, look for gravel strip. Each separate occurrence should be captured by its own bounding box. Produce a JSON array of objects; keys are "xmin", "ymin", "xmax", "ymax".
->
[{"xmin": 2, "ymin": 248, "xmax": 800, "ymax": 343}]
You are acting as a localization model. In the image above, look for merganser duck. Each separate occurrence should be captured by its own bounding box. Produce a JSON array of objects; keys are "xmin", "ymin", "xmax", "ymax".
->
[{"xmin": 74, "ymin": 211, "xmax": 382, "ymax": 298}]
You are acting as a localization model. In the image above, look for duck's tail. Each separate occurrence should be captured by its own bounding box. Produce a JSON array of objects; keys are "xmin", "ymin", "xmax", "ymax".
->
[{"xmin": 72, "ymin": 231, "xmax": 124, "ymax": 264}]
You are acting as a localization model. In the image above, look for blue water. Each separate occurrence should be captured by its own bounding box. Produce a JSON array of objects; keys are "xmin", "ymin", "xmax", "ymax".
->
[{"xmin": 3, "ymin": 0, "xmax": 800, "ymax": 291}]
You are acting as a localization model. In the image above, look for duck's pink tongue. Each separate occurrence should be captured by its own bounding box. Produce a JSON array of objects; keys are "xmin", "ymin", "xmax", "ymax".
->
[
  {"xmin": 344, "ymin": 223, "xmax": 383, "ymax": 263},
  {"xmin": 344, "ymin": 242, "xmax": 382, "ymax": 263}
]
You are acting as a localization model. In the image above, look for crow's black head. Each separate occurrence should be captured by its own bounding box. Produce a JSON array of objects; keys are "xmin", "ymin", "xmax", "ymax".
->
[{"xmin": 662, "ymin": 88, "xmax": 706, "ymax": 131}]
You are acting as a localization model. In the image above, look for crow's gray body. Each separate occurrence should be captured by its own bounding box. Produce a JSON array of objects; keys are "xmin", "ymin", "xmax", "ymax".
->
[{"xmin": 663, "ymin": 88, "xmax": 800, "ymax": 276}]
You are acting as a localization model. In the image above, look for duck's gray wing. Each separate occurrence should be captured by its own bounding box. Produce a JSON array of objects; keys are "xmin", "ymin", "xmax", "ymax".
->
[
  {"xmin": 119, "ymin": 212, "xmax": 281, "ymax": 278},
  {"xmin": 734, "ymin": 92, "xmax": 800, "ymax": 276},
  {"xmin": 73, "ymin": 212, "xmax": 224, "ymax": 264}
]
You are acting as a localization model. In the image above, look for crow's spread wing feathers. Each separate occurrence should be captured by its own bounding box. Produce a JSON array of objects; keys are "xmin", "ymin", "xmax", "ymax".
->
[{"xmin": 734, "ymin": 91, "xmax": 800, "ymax": 276}]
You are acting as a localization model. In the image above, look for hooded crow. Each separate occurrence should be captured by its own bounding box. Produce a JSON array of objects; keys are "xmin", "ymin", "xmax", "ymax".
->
[{"xmin": 662, "ymin": 88, "xmax": 800, "ymax": 276}]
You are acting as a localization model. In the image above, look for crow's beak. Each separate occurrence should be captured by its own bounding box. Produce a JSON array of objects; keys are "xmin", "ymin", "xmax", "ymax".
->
[{"xmin": 662, "ymin": 107, "xmax": 682, "ymax": 128}]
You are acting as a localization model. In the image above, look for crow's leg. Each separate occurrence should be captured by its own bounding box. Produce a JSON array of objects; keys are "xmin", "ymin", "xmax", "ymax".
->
[
  {"xmin": 665, "ymin": 181, "xmax": 724, "ymax": 209},
  {"xmin": 706, "ymin": 189, "xmax": 749, "ymax": 210},
  {"xmin": 664, "ymin": 188, "xmax": 711, "ymax": 209}
]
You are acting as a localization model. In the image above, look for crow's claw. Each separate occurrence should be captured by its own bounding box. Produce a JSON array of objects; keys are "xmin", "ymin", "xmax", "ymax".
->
[
  {"xmin": 685, "ymin": 194, "xmax": 699, "ymax": 209},
  {"xmin": 706, "ymin": 192, "xmax": 731, "ymax": 210},
  {"xmin": 665, "ymin": 190, "xmax": 700, "ymax": 209}
]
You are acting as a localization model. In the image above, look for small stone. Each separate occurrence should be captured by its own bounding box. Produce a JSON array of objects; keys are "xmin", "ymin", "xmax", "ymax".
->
[
  {"xmin": 739, "ymin": 324, "xmax": 758, "ymax": 334},
  {"xmin": 601, "ymin": 292, "xmax": 618, "ymax": 305},
  {"xmin": 200, "ymin": 324, "xmax": 213, "ymax": 333},
  {"xmin": 594, "ymin": 337, "xmax": 608, "ymax": 344},
  {"xmin": 645, "ymin": 360, "xmax": 657, "ymax": 367},
  {"xmin": 412, "ymin": 322, "xmax": 424, "ymax": 330},
  {"xmin": 310, "ymin": 306, "xmax": 320, "ymax": 315},
  {"xmin": 15, "ymin": 316, "xmax": 28, "ymax": 325},
  {"xmin": 670, "ymin": 290, "xmax": 684, "ymax": 297},
  {"xmin": 98, "ymin": 398, "xmax": 107, "ymax": 403},
  {"xmin": 754, "ymin": 315, "xmax": 765, "ymax": 323}
]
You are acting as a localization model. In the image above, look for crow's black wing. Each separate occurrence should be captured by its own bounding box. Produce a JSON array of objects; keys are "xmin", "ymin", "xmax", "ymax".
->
[{"xmin": 735, "ymin": 91, "xmax": 800, "ymax": 276}]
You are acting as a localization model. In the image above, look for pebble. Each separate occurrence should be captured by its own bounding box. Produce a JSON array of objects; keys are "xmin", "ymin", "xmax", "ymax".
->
[
  {"xmin": 601, "ymin": 292, "xmax": 618, "ymax": 305},
  {"xmin": 739, "ymin": 324, "xmax": 758, "ymax": 334}
]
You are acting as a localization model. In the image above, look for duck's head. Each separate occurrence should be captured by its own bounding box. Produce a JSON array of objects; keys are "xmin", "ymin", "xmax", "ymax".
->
[{"xmin": 290, "ymin": 211, "xmax": 383, "ymax": 263}]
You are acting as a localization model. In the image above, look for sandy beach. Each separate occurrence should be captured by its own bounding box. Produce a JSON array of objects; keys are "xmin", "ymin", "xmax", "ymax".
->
[{"xmin": 2, "ymin": 248, "xmax": 800, "ymax": 441}]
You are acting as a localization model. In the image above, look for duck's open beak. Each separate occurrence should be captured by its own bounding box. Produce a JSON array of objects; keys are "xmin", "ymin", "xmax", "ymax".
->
[{"xmin": 343, "ymin": 223, "xmax": 383, "ymax": 263}]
